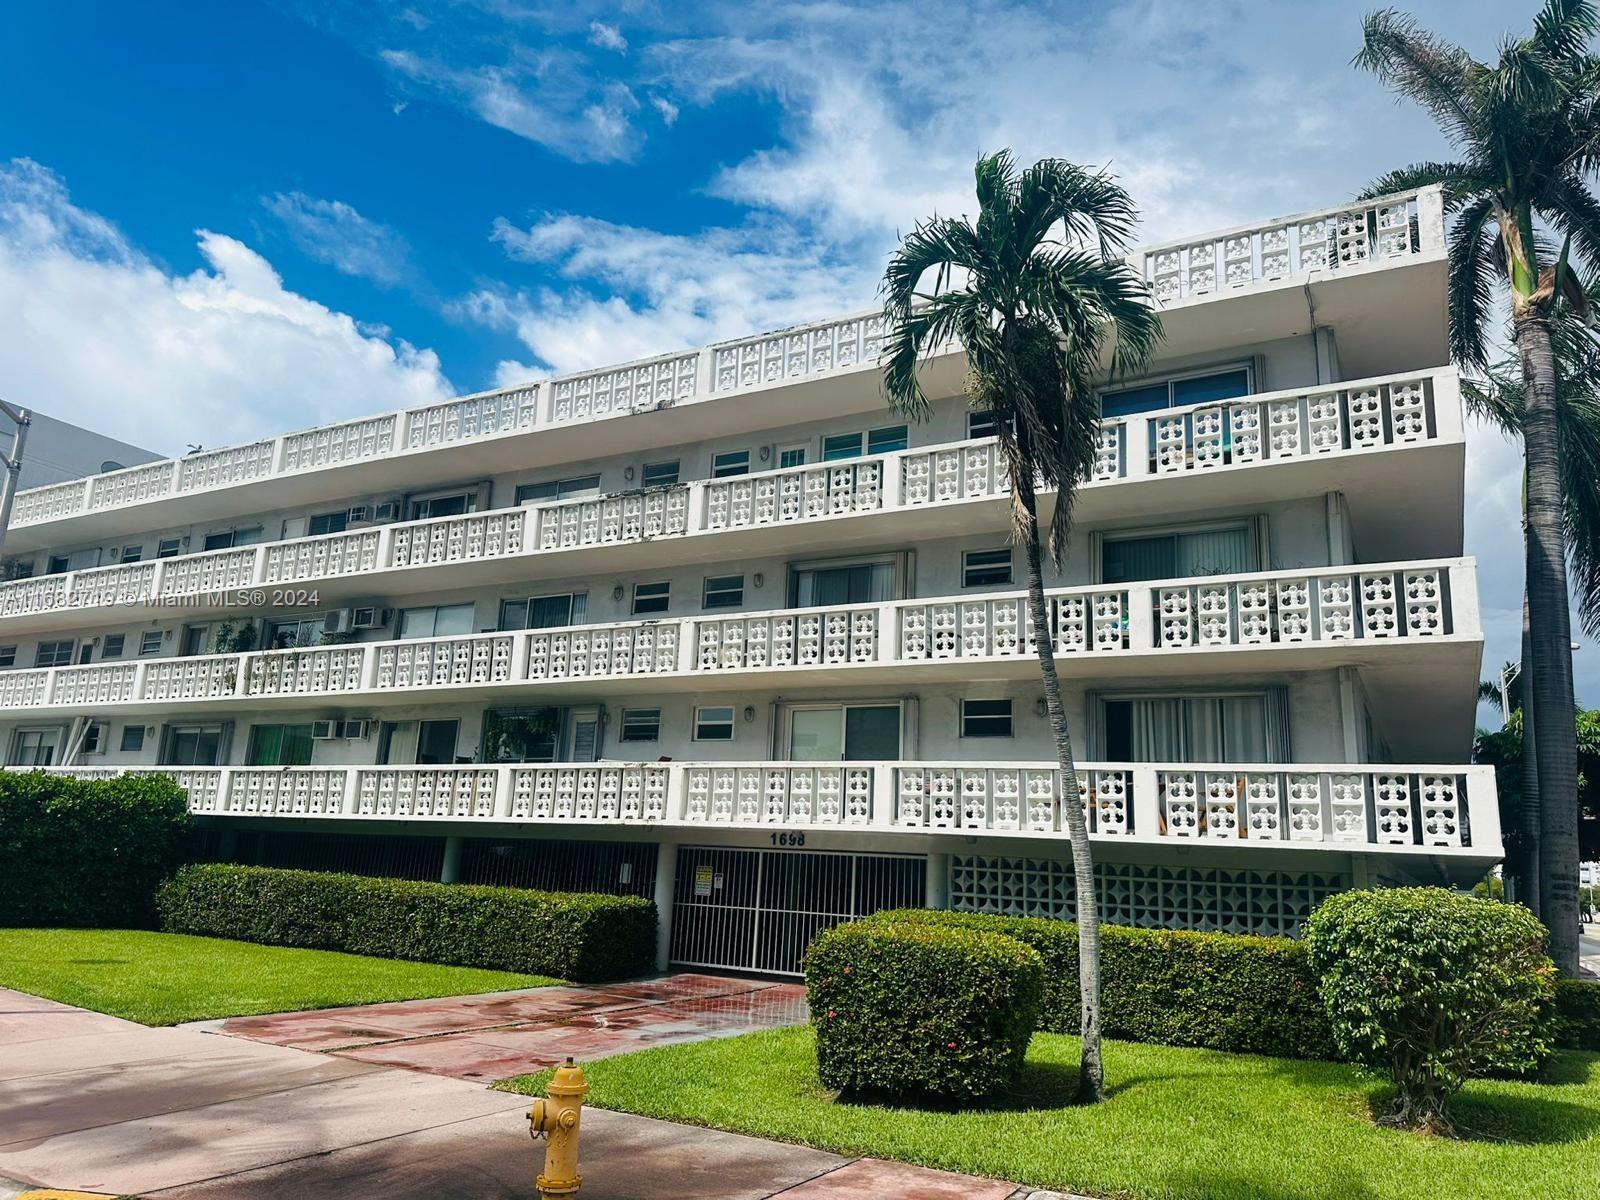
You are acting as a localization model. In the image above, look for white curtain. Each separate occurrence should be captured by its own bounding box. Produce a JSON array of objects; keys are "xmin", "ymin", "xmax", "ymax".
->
[
  {"xmin": 1175, "ymin": 527, "xmax": 1255, "ymax": 577},
  {"xmin": 1132, "ymin": 698, "xmax": 1186, "ymax": 761}
]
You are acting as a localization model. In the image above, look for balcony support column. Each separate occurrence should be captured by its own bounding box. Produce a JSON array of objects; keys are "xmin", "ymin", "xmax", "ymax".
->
[
  {"xmin": 440, "ymin": 834, "xmax": 463, "ymax": 885},
  {"xmin": 652, "ymin": 840, "xmax": 678, "ymax": 971},
  {"xmin": 924, "ymin": 851, "xmax": 949, "ymax": 913}
]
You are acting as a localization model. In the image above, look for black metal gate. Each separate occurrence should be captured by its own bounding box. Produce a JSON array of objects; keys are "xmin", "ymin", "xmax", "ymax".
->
[{"xmin": 670, "ymin": 845, "xmax": 926, "ymax": 976}]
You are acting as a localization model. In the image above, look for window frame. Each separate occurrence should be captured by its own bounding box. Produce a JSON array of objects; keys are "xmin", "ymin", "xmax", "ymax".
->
[
  {"xmin": 0, "ymin": 645, "xmax": 15, "ymax": 668},
  {"xmin": 307, "ymin": 510, "xmax": 349, "ymax": 537},
  {"xmin": 693, "ymin": 705, "xmax": 736, "ymax": 742},
  {"xmin": 702, "ymin": 574, "xmax": 745, "ymax": 609},
  {"xmin": 120, "ymin": 725, "xmax": 146, "ymax": 753},
  {"xmin": 961, "ymin": 547, "xmax": 1014, "ymax": 588},
  {"xmin": 139, "ymin": 630, "xmax": 164, "ymax": 656},
  {"xmin": 156, "ymin": 537, "xmax": 182, "ymax": 558},
  {"xmin": 967, "ymin": 410, "xmax": 1000, "ymax": 439},
  {"xmin": 641, "ymin": 460, "xmax": 681, "ymax": 488},
  {"xmin": 515, "ymin": 474, "xmax": 603, "ymax": 506},
  {"xmin": 101, "ymin": 633, "xmax": 126, "ymax": 658},
  {"xmin": 34, "ymin": 640, "xmax": 75, "ymax": 668},
  {"xmin": 960, "ymin": 698, "xmax": 1015, "ymax": 738},
  {"xmin": 1098, "ymin": 359, "xmax": 1256, "ymax": 417},
  {"xmin": 631, "ymin": 580, "xmax": 670, "ymax": 616},
  {"xmin": 397, "ymin": 603, "xmax": 475, "ymax": 640},
  {"xmin": 619, "ymin": 707, "xmax": 662, "ymax": 743},
  {"xmin": 1092, "ymin": 516, "xmax": 1266, "ymax": 585},
  {"xmin": 711, "ymin": 450, "xmax": 750, "ymax": 478}
]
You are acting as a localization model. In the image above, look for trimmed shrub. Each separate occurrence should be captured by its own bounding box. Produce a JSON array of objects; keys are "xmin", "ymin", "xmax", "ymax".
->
[
  {"xmin": 158, "ymin": 864, "xmax": 656, "ymax": 981},
  {"xmin": 0, "ymin": 770, "xmax": 191, "ymax": 927},
  {"xmin": 806, "ymin": 920, "xmax": 1043, "ymax": 1100},
  {"xmin": 1554, "ymin": 978, "xmax": 1600, "ymax": 1051},
  {"xmin": 1304, "ymin": 887, "xmax": 1556, "ymax": 1134},
  {"xmin": 861, "ymin": 908, "xmax": 1332, "ymax": 1059}
]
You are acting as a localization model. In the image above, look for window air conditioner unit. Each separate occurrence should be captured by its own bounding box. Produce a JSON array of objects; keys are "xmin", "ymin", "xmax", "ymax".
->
[
  {"xmin": 372, "ymin": 501, "xmax": 400, "ymax": 522},
  {"xmin": 340, "ymin": 719, "xmax": 371, "ymax": 740},
  {"xmin": 351, "ymin": 606, "xmax": 390, "ymax": 630},
  {"xmin": 323, "ymin": 609, "xmax": 353, "ymax": 634},
  {"xmin": 311, "ymin": 719, "xmax": 340, "ymax": 740},
  {"xmin": 346, "ymin": 504, "xmax": 371, "ymax": 524}
]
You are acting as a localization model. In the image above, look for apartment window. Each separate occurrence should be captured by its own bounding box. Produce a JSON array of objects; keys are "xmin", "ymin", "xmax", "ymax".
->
[
  {"xmin": 702, "ymin": 574, "xmax": 744, "ymax": 609},
  {"xmin": 711, "ymin": 450, "xmax": 750, "ymax": 478},
  {"xmin": 481, "ymin": 709, "xmax": 556, "ymax": 763},
  {"xmin": 202, "ymin": 527, "xmax": 262, "ymax": 551},
  {"xmin": 777, "ymin": 444, "xmax": 807, "ymax": 468},
  {"xmin": 10, "ymin": 728, "xmax": 61, "ymax": 766},
  {"xmin": 1101, "ymin": 364, "xmax": 1252, "ymax": 418},
  {"xmin": 139, "ymin": 630, "xmax": 163, "ymax": 656},
  {"xmin": 101, "ymin": 634, "xmax": 126, "ymax": 658},
  {"xmin": 247, "ymin": 723, "xmax": 315, "ymax": 766},
  {"xmin": 791, "ymin": 558, "xmax": 898, "ymax": 607},
  {"xmin": 1101, "ymin": 522, "xmax": 1257, "ymax": 584},
  {"xmin": 516, "ymin": 474, "xmax": 602, "ymax": 505},
  {"xmin": 180, "ymin": 624, "xmax": 210, "ymax": 656},
  {"xmin": 0, "ymin": 645, "xmax": 14, "ymax": 667},
  {"xmin": 409, "ymin": 492, "xmax": 475, "ymax": 521},
  {"xmin": 81, "ymin": 723, "xmax": 105, "ymax": 755},
  {"xmin": 267, "ymin": 616, "xmax": 324, "ymax": 650},
  {"xmin": 500, "ymin": 593, "xmax": 584, "ymax": 631},
  {"xmin": 119, "ymin": 546, "xmax": 143, "ymax": 563},
  {"xmin": 961, "ymin": 698, "xmax": 1014, "ymax": 738},
  {"xmin": 788, "ymin": 703, "xmax": 901, "ymax": 760},
  {"xmin": 1096, "ymin": 690, "xmax": 1287, "ymax": 763},
  {"xmin": 968, "ymin": 411, "xmax": 1000, "ymax": 439},
  {"xmin": 398, "ymin": 603, "xmax": 474, "ymax": 639},
  {"xmin": 307, "ymin": 510, "xmax": 348, "ymax": 536},
  {"xmin": 156, "ymin": 538, "xmax": 182, "ymax": 558},
  {"xmin": 162, "ymin": 723, "xmax": 226, "ymax": 766},
  {"xmin": 77, "ymin": 643, "xmax": 94, "ymax": 665},
  {"xmin": 642, "ymin": 460, "xmax": 680, "ymax": 488},
  {"xmin": 822, "ymin": 424, "xmax": 909, "ymax": 461},
  {"xmin": 35, "ymin": 640, "xmax": 74, "ymax": 668},
  {"xmin": 120, "ymin": 725, "xmax": 146, "ymax": 753},
  {"xmin": 632, "ymin": 581, "xmax": 670, "ymax": 615},
  {"xmin": 963, "ymin": 547, "xmax": 1013, "ymax": 587},
  {"xmin": 620, "ymin": 708, "xmax": 662, "ymax": 743},
  {"xmin": 694, "ymin": 705, "xmax": 736, "ymax": 741},
  {"xmin": 47, "ymin": 555, "xmax": 71, "ymax": 574}
]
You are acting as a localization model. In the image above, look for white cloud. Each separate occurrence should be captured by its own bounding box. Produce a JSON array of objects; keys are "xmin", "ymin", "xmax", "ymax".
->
[
  {"xmin": 0, "ymin": 159, "xmax": 452, "ymax": 455},
  {"xmin": 263, "ymin": 191, "xmax": 412, "ymax": 287},
  {"xmin": 379, "ymin": 48, "xmax": 641, "ymax": 163},
  {"xmin": 478, "ymin": 212, "xmax": 876, "ymax": 373},
  {"xmin": 588, "ymin": 21, "xmax": 627, "ymax": 53},
  {"xmin": 649, "ymin": 94, "xmax": 679, "ymax": 126}
]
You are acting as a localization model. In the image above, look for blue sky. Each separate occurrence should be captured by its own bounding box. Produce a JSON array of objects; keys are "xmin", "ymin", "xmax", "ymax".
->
[{"xmin": 0, "ymin": 0, "xmax": 1579, "ymax": 707}]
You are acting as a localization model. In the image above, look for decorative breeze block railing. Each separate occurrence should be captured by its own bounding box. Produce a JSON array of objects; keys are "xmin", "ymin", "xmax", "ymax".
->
[
  {"xmin": 535, "ymin": 488, "xmax": 689, "ymax": 549},
  {"xmin": 246, "ymin": 647, "xmax": 367, "ymax": 696},
  {"xmin": 281, "ymin": 415, "xmax": 396, "ymax": 471},
  {"xmin": 893, "ymin": 765, "xmax": 1130, "ymax": 834},
  {"xmin": 526, "ymin": 623, "xmax": 679, "ymax": 680},
  {"xmin": 549, "ymin": 355, "xmax": 698, "ymax": 424},
  {"xmin": 510, "ymin": 764, "xmax": 670, "ymax": 821},
  {"xmin": 0, "ymin": 574, "xmax": 72, "ymax": 617},
  {"xmin": 390, "ymin": 510, "xmax": 527, "ymax": 567},
  {"xmin": 695, "ymin": 607, "xmax": 880, "ymax": 670},
  {"xmin": 51, "ymin": 663, "xmax": 138, "ymax": 705},
  {"xmin": 897, "ymin": 591, "xmax": 1128, "ymax": 659},
  {"xmin": 404, "ymin": 388, "xmax": 539, "ymax": 449},
  {"xmin": 352, "ymin": 767, "xmax": 500, "ymax": 819},
  {"xmin": 139, "ymin": 656, "xmax": 236, "ymax": 701},
  {"xmin": 1145, "ymin": 192, "xmax": 1422, "ymax": 302},
  {"xmin": 262, "ymin": 529, "xmax": 382, "ymax": 583},
  {"xmin": 177, "ymin": 441, "xmax": 276, "ymax": 493},
  {"xmin": 12, "ymin": 478, "xmax": 87, "ymax": 524},
  {"xmin": 704, "ymin": 461, "xmax": 882, "ymax": 530},
  {"xmin": 87, "ymin": 461, "xmax": 176, "ymax": 512},
  {"xmin": 901, "ymin": 440, "xmax": 1008, "ymax": 505},
  {"xmin": 159, "ymin": 548, "xmax": 256, "ymax": 595},
  {"xmin": 682, "ymin": 763, "xmax": 875, "ymax": 826},
  {"xmin": 69, "ymin": 561, "xmax": 157, "ymax": 608},
  {"xmin": 0, "ymin": 670, "xmax": 49, "ymax": 708},
  {"xmin": 709, "ymin": 313, "xmax": 889, "ymax": 392},
  {"xmin": 226, "ymin": 768, "xmax": 348, "ymax": 816},
  {"xmin": 375, "ymin": 635, "xmax": 515, "ymax": 688}
]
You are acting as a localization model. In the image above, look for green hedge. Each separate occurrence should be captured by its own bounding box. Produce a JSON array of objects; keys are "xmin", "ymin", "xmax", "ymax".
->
[
  {"xmin": 1554, "ymin": 978, "xmax": 1600, "ymax": 1051},
  {"xmin": 806, "ymin": 920, "xmax": 1043, "ymax": 1099},
  {"xmin": 861, "ymin": 909, "xmax": 1333, "ymax": 1060},
  {"xmin": 0, "ymin": 770, "xmax": 192, "ymax": 928},
  {"xmin": 157, "ymin": 864, "xmax": 656, "ymax": 982}
]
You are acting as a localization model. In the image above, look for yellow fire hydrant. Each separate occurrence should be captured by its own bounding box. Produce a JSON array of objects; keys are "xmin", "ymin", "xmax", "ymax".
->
[{"xmin": 528, "ymin": 1057, "xmax": 588, "ymax": 1198}]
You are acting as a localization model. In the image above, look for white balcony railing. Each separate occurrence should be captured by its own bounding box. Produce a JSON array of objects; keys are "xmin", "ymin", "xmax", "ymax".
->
[
  {"xmin": 38, "ymin": 754, "xmax": 1497, "ymax": 852},
  {"xmin": 9, "ymin": 187, "xmax": 1444, "ymax": 534},
  {"xmin": 0, "ymin": 562, "xmax": 1475, "ymax": 714},
  {"xmin": 1, "ymin": 367, "xmax": 1463, "ymax": 626}
]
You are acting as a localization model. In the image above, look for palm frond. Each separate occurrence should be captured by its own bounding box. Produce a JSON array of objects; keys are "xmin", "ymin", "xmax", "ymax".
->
[
  {"xmin": 1353, "ymin": 9, "xmax": 1481, "ymax": 147},
  {"xmin": 1532, "ymin": 0, "xmax": 1600, "ymax": 61},
  {"xmin": 1446, "ymin": 195, "xmax": 1502, "ymax": 369},
  {"xmin": 1357, "ymin": 160, "xmax": 1487, "ymax": 208},
  {"xmin": 1546, "ymin": 177, "xmax": 1600, "ymax": 277}
]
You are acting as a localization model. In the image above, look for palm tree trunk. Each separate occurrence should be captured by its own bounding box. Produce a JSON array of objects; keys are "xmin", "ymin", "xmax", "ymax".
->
[
  {"xmin": 1519, "ymin": 598, "xmax": 1541, "ymax": 916},
  {"xmin": 1516, "ymin": 309, "xmax": 1581, "ymax": 974},
  {"xmin": 1015, "ymin": 478, "xmax": 1103, "ymax": 1102}
]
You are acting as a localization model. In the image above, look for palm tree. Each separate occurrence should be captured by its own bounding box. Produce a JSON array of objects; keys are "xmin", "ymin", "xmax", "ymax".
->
[
  {"xmin": 1355, "ymin": 0, "xmax": 1600, "ymax": 974},
  {"xmin": 1463, "ymin": 296, "xmax": 1600, "ymax": 919},
  {"xmin": 880, "ymin": 151, "xmax": 1161, "ymax": 1101}
]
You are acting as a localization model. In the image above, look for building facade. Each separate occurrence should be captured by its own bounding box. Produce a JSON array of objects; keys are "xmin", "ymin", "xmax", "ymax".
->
[
  {"xmin": 4, "ymin": 184, "xmax": 1499, "ymax": 974},
  {"xmin": 0, "ymin": 409, "xmax": 159, "ymax": 495}
]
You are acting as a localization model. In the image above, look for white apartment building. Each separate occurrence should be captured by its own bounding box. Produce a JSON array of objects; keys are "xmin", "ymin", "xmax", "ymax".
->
[{"xmin": 4, "ymin": 185, "xmax": 1499, "ymax": 975}]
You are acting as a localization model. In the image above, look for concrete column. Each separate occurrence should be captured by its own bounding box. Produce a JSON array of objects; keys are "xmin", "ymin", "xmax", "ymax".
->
[
  {"xmin": 440, "ymin": 835, "xmax": 464, "ymax": 884},
  {"xmin": 925, "ymin": 851, "xmax": 950, "ymax": 912},
  {"xmin": 652, "ymin": 840, "xmax": 678, "ymax": 972}
]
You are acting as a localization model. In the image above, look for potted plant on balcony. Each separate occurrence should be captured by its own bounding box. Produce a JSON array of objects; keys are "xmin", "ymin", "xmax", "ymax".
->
[{"xmin": 880, "ymin": 150, "xmax": 1161, "ymax": 1102}]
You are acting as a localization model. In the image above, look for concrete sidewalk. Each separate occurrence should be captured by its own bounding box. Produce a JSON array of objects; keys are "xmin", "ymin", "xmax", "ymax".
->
[{"xmin": 0, "ymin": 987, "xmax": 1028, "ymax": 1199}]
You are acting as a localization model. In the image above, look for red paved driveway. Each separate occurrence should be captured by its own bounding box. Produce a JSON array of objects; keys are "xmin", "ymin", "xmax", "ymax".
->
[{"xmin": 217, "ymin": 973, "xmax": 810, "ymax": 1082}]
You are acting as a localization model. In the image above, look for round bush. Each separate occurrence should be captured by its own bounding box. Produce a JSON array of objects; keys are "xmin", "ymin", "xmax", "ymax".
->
[
  {"xmin": 1304, "ymin": 887, "xmax": 1555, "ymax": 1134},
  {"xmin": 805, "ymin": 920, "xmax": 1043, "ymax": 1100}
]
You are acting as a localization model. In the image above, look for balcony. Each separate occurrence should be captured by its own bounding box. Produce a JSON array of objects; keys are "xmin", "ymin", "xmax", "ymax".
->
[
  {"xmin": 5, "ymin": 187, "xmax": 1447, "ymax": 551},
  {"xmin": 10, "ymin": 559, "xmax": 1483, "ymax": 757},
  {"xmin": 40, "ymin": 756, "xmax": 1501, "ymax": 881},
  {"xmin": 0, "ymin": 367, "xmax": 1466, "ymax": 636}
]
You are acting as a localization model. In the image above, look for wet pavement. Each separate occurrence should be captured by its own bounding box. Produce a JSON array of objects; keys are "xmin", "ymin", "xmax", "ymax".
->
[{"xmin": 215, "ymin": 973, "xmax": 811, "ymax": 1082}]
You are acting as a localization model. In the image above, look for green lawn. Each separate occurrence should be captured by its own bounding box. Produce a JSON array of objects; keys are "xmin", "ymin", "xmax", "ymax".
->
[
  {"xmin": 501, "ymin": 1026, "xmax": 1600, "ymax": 1200},
  {"xmin": 0, "ymin": 928, "xmax": 560, "ymax": 1025}
]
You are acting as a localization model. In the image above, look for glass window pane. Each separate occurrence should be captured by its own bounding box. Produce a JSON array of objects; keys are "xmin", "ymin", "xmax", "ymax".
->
[
  {"xmin": 968, "ymin": 411, "xmax": 999, "ymax": 439},
  {"xmin": 712, "ymin": 451, "xmax": 749, "ymax": 478},
  {"xmin": 642, "ymin": 461, "xmax": 680, "ymax": 487},
  {"xmin": 1101, "ymin": 383, "xmax": 1171, "ymax": 418},
  {"xmin": 694, "ymin": 706, "xmax": 735, "ymax": 741},
  {"xmin": 499, "ymin": 599, "xmax": 529, "ymax": 631},
  {"xmin": 517, "ymin": 481, "xmax": 559, "ymax": 505},
  {"xmin": 528, "ymin": 595, "xmax": 574, "ymax": 629},
  {"xmin": 399, "ymin": 608, "xmax": 434, "ymax": 639},
  {"xmin": 867, "ymin": 425, "xmax": 908, "ymax": 455},
  {"xmin": 790, "ymin": 708, "xmax": 842, "ymax": 760},
  {"xmin": 1102, "ymin": 535, "xmax": 1178, "ymax": 584},
  {"xmin": 1175, "ymin": 527, "xmax": 1255, "ymax": 577},
  {"xmin": 434, "ymin": 604, "xmax": 474, "ymax": 636},
  {"xmin": 844, "ymin": 705, "xmax": 901, "ymax": 759},
  {"xmin": 963, "ymin": 547, "xmax": 1013, "ymax": 587},
  {"xmin": 822, "ymin": 433, "xmax": 862, "ymax": 461},
  {"xmin": 1172, "ymin": 369, "xmax": 1250, "ymax": 407}
]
